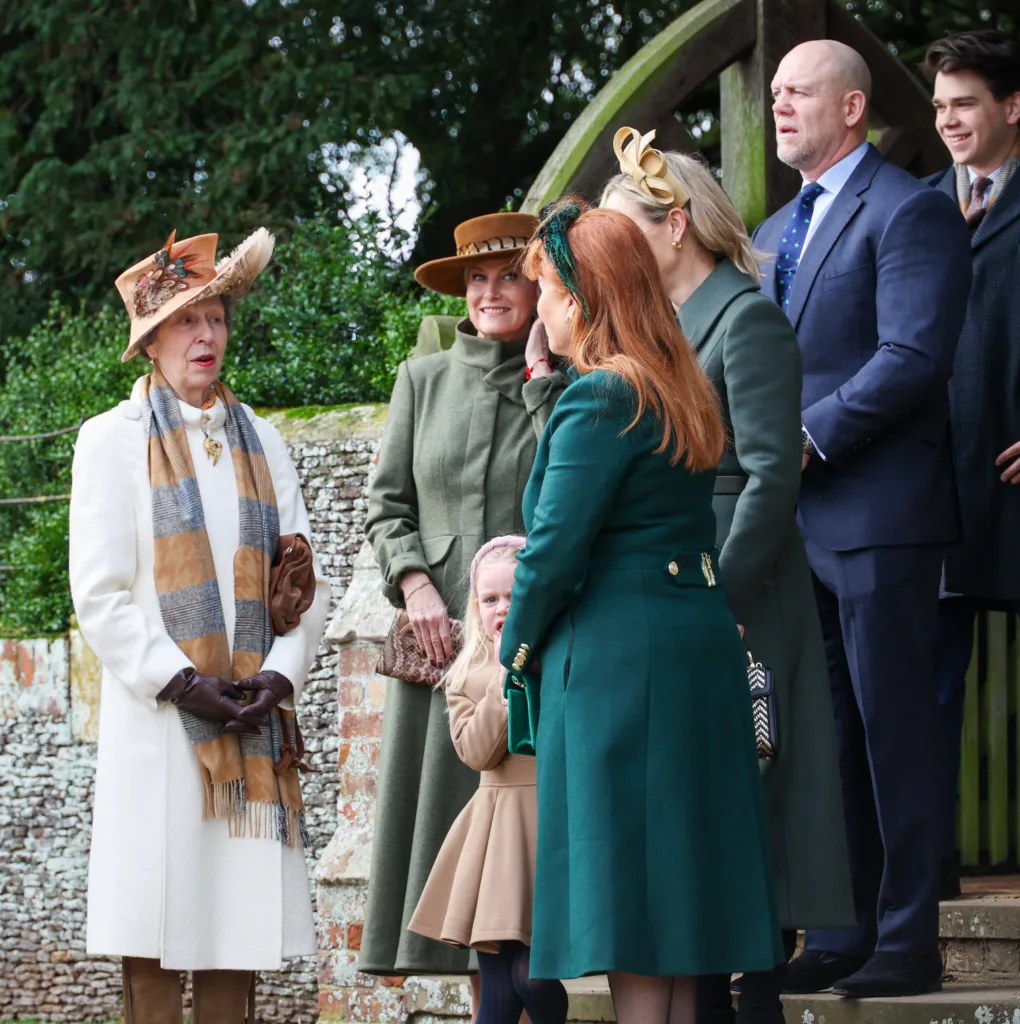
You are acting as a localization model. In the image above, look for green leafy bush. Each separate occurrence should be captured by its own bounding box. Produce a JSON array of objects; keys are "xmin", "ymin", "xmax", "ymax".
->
[{"xmin": 0, "ymin": 215, "xmax": 464, "ymax": 635}]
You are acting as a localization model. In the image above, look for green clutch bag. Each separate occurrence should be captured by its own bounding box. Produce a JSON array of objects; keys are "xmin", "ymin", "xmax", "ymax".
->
[{"xmin": 503, "ymin": 669, "xmax": 540, "ymax": 757}]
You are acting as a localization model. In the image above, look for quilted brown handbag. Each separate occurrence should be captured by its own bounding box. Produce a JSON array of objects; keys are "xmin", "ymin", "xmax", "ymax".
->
[
  {"xmin": 269, "ymin": 533, "xmax": 316, "ymax": 637},
  {"xmin": 376, "ymin": 610, "xmax": 465, "ymax": 686}
]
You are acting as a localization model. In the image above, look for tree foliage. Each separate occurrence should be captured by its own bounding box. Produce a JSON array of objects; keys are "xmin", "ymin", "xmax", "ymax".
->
[
  {"xmin": 0, "ymin": 214, "xmax": 462, "ymax": 635},
  {"xmin": 0, "ymin": 0, "xmax": 691, "ymax": 343}
]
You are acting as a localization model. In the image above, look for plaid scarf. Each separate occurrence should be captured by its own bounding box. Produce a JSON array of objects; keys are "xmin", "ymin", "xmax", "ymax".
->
[
  {"xmin": 954, "ymin": 136, "xmax": 1020, "ymax": 219},
  {"xmin": 140, "ymin": 366, "xmax": 307, "ymax": 847}
]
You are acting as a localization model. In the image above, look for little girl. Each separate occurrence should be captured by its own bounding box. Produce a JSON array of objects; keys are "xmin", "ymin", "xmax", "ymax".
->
[{"xmin": 409, "ymin": 536, "xmax": 567, "ymax": 1024}]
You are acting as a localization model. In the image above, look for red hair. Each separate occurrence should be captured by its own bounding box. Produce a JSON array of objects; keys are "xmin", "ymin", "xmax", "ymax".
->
[{"xmin": 524, "ymin": 200, "xmax": 724, "ymax": 470}]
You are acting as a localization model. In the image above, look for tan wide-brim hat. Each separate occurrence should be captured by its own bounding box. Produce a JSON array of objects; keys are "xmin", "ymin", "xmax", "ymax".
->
[
  {"xmin": 114, "ymin": 227, "xmax": 276, "ymax": 362},
  {"xmin": 414, "ymin": 212, "xmax": 539, "ymax": 297}
]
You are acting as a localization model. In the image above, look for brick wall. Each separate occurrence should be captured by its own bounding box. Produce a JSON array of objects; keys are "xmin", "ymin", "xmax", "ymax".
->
[{"xmin": 0, "ymin": 404, "xmax": 385, "ymax": 1023}]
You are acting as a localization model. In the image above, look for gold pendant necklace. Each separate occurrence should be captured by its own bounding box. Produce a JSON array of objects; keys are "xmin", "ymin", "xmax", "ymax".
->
[{"xmin": 201, "ymin": 389, "xmax": 223, "ymax": 466}]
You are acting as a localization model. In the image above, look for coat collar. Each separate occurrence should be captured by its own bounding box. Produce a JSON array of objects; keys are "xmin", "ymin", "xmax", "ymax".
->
[
  {"xmin": 452, "ymin": 319, "xmax": 529, "ymax": 405},
  {"xmin": 972, "ymin": 165, "xmax": 1020, "ymax": 249},
  {"xmin": 451, "ymin": 320, "xmax": 527, "ymax": 369},
  {"xmin": 929, "ymin": 162, "xmax": 1020, "ymax": 250},
  {"xmin": 677, "ymin": 258, "xmax": 759, "ymax": 351}
]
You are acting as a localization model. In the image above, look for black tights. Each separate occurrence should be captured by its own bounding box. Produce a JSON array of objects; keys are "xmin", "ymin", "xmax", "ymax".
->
[
  {"xmin": 477, "ymin": 941, "xmax": 568, "ymax": 1024},
  {"xmin": 695, "ymin": 930, "xmax": 797, "ymax": 1024}
]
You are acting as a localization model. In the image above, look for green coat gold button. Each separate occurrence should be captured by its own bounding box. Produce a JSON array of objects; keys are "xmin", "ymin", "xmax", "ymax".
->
[{"xmin": 668, "ymin": 561, "xmax": 679, "ymax": 576}]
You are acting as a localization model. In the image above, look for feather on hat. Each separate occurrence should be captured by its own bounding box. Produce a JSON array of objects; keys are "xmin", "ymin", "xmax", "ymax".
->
[{"xmin": 114, "ymin": 227, "xmax": 275, "ymax": 362}]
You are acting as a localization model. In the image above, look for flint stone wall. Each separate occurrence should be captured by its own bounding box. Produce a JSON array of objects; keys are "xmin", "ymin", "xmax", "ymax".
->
[{"xmin": 0, "ymin": 404, "xmax": 385, "ymax": 1024}]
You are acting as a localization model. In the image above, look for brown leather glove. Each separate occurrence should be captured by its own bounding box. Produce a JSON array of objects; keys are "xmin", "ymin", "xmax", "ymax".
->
[
  {"xmin": 220, "ymin": 670, "xmax": 295, "ymax": 734},
  {"xmin": 157, "ymin": 668, "xmax": 247, "ymax": 724}
]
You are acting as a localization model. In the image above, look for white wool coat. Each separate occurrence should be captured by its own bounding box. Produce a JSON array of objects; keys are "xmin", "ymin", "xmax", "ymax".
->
[{"xmin": 69, "ymin": 378, "xmax": 330, "ymax": 971}]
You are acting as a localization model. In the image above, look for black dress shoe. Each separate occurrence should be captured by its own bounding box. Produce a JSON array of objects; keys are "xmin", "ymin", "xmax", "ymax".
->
[
  {"xmin": 782, "ymin": 950, "xmax": 868, "ymax": 994},
  {"xmin": 831, "ymin": 951, "xmax": 943, "ymax": 998}
]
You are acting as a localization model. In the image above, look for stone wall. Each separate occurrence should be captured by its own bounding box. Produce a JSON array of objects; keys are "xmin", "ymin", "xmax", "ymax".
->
[
  {"xmin": 314, "ymin": 546, "xmax": 473, "ymax": 1024},
  {"xmin": 0, "ymin": 404, "xmax": 385, "ymax": 1024}
]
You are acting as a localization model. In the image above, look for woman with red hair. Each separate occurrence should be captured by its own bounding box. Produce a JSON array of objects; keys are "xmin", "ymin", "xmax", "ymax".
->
[{"xmin": 498, "ymin": 200, "xmax": 783, "ymax": 1024}]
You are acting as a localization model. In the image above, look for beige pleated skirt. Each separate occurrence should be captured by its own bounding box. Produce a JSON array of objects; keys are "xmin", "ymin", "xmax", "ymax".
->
[{"xmin": 409, "ymin": 755, "xmax": 537, "ymax": 953}]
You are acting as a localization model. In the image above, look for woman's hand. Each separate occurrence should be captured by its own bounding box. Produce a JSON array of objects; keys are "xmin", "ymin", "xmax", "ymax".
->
[
  {"xmin": 401, "ymin": 571, "xmax": 454, "ymax": 666},
  {"xmin": 525, "ymin": 319, "xmax": 554, "ymax": 379}
]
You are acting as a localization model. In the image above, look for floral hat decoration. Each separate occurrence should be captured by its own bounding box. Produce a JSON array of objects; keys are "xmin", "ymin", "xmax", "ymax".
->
[
  {"xmin": 114, "ymin": 227, "xmax": 276, "ymax": 362},
  {"xmin": 613, "ymin": 126, "xmax": 691, "ymax": 209}
]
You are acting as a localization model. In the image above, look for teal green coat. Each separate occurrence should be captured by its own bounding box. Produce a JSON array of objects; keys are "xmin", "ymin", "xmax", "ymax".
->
[
  {"xmin": 359, "ymin": 320, "xmax": 566, "ymax": 975},
  {"xmin": 500, "ymin": 368, "xmax": 784, "ymax": 979},
  {"xmin": 679, "ymin": 258, "xmax": 854, "ymax": 930}
]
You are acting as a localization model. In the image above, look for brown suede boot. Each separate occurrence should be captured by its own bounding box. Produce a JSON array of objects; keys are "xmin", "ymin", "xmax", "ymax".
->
[
  {"xmin": 192, "ymin": 970, "xmax": 256, "ymax": 1024},
  {"xmin": 122, "ymin": 957, "xmax": 184, "ymax": 1024}
]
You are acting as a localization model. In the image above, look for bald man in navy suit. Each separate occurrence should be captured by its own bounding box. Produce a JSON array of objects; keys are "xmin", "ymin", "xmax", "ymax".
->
[{"xmin": 753, "ymin": 40, "xmax": 971, "ymax": 1000}]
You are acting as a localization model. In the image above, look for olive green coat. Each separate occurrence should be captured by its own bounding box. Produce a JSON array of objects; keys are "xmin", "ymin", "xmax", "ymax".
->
[
  {"xmin": 359, "ymin": 319, "xmax": 566, "ymax": 975},
  {"xmin": 679, "ymin": 259, "xmax": 854, "ymax": 930}
]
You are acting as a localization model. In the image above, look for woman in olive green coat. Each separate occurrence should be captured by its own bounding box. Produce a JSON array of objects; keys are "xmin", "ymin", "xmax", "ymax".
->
[
  {"xmin": 360, "ymin": 212, "xmax": 566, "ymax": 978},
  {"xmin": 604, "ymin": 131, "xmax": 853, "ymax": 1024}
]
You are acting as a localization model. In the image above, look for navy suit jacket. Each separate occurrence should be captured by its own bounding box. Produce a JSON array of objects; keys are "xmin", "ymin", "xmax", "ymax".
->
[{"xmin": 753, "ymin": 145, "xmax": 972, "ymax": 551}]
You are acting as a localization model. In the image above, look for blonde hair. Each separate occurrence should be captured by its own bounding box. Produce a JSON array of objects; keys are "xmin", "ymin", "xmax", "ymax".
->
[
  {"xmin": 443, "ymin": 544, "xmax": 521, "ymax": 694},
  {"xmin": 602, "ymin": 152, "xmax": 766, "ymax": 283}
]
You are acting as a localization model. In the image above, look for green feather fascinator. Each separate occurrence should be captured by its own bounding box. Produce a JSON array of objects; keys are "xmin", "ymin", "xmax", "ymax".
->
[{"xmin": 536, "ymin": 200, "xmax": 591, "ymax": 323}]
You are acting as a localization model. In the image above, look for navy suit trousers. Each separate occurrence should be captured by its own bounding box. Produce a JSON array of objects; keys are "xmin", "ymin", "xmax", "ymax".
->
[{"xmin": 804, "ymin": 540, "xmax": 943, "ymax": 958}]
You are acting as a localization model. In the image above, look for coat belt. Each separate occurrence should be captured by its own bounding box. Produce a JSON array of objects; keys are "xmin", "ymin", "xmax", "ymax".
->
[{"xmin": 714, "ymin": 475, "xmax": 747, "ymax": 495}]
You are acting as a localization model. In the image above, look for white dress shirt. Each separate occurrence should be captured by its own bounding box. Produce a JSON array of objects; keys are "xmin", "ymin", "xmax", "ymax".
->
[{"xmin": 800, "ymin": 141, "xmax": 871, "ymax": 258}]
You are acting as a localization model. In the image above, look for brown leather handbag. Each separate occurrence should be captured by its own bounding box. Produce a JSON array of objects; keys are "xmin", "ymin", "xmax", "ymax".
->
[
  {"xmin": 269, "ymin": 533, "xmax": 316, "ymax": 637},
  {"xmin": 376, "ymin": 610, "xmax": 464, "ymax": 686}
]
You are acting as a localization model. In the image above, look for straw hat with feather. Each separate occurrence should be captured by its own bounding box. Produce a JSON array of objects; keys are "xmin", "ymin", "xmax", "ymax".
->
[{"xmin": 115, "ymin": 227, "xmax": 276, "ymax": 362}]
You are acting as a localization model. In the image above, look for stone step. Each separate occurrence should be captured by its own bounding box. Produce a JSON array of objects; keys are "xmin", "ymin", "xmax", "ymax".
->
[
  {"xmin": 568, "ymin": 979, "xmax": 1020, "ymax": 1024},
  {"xmin": 408, "ymin": 885, "xmax": 1020, "ymax": 1023},
  {"xmin": 943, "ymin": 891, "xmax": 1020, "ymax": 983},
  {"xmin": 412, "ymin": 974, "xmax": 1020, "ymax": 1024},
  {"xmin": 784, "ymin": 986, "xmax": 1020, "ymax": 1024}
]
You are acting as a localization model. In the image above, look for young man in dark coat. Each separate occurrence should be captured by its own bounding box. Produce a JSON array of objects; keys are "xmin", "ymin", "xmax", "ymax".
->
[{"xmin": 922, "ymin": 29, "xmax": 1020, "ymax": 900}]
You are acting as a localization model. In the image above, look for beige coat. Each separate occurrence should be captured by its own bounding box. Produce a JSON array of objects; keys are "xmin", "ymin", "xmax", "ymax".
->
[{"xmin": 408, "ymin": 664, "xmax": 537, "ymax": 953}]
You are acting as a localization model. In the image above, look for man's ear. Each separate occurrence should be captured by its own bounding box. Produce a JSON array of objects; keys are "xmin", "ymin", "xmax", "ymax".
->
[
  {"xmin": 1005, "ymin": 90, "xmax": 1020, "ymax": 127},
  {"xmin": 845, "ymin": 89, "xmax": 867, "ymax": 129}
]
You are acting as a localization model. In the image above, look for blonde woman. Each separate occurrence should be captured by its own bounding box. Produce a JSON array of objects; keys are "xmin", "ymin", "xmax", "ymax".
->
[
  {"xmin": 603, "ymin": 130, "xmax": 853, "ymax": 1024},
  {"xmin": 409, "ymin": 536, "xmax": 567, "ymax": 1024}
]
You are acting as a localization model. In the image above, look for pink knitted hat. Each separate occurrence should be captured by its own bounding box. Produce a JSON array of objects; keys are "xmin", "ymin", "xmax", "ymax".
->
[{"xmin": 469, "ymin": 535, "xmax": 526, "ymax": 596}]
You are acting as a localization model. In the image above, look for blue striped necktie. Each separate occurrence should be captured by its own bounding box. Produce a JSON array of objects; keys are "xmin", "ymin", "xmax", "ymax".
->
[{"xmin": 775, "ymin": 182, "xmax": 825, "ymax": 311}]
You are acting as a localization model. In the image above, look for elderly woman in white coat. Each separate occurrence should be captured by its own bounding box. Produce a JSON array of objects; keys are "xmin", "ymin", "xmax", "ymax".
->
[{"xmin": 69, "ymin": 229, "xmax": 330, "ymax": 1024}]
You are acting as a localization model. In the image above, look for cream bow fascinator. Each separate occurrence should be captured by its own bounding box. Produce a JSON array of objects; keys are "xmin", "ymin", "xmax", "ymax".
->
[{"xmin": 613, "ymin": 126, "xmax": 690, "ymax": 209}]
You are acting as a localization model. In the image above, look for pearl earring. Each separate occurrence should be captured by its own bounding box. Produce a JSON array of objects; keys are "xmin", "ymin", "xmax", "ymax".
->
[{"xmin": 672, "ymin": 239, "xmax": 682, "ymax": 251}]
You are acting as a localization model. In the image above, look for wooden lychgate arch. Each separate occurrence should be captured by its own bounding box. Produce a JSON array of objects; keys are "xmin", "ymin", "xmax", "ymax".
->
[{"xmin": 522, "ymin": 0, "xmax": 945, "ymax": 226}]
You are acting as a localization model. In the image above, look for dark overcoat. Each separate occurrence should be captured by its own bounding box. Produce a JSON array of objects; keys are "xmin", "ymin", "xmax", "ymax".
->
[
  {"xmin": 679, "ymin": 258, "xmax": 854, "ymax": 930},
  {"xmin": 360, "ymin": 319, "xmax": 566, "ymax": 975},
  {"xmin": 928, "ymin": 167, "xmax": 1020, "ymax": 602}
]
